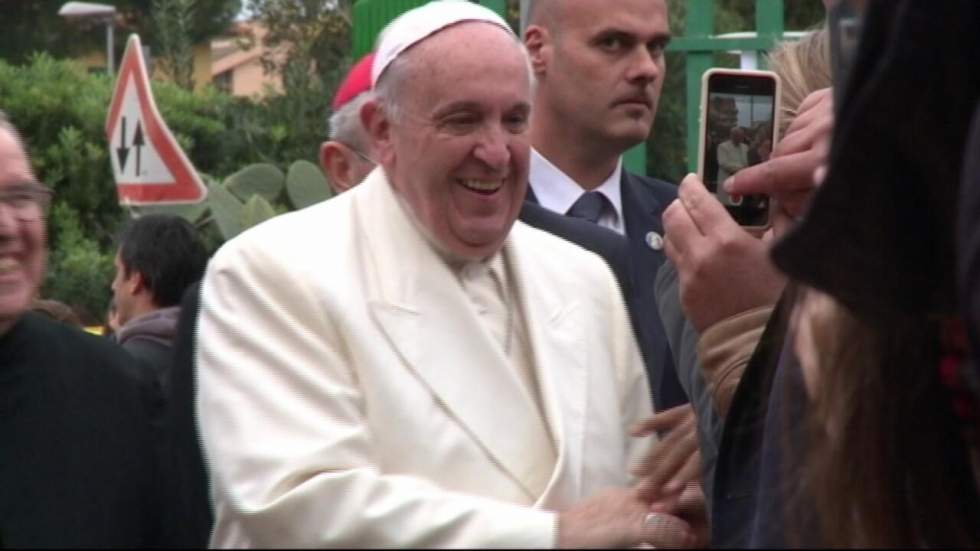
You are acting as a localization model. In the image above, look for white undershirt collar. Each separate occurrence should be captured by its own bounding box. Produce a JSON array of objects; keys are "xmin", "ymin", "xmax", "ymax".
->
[{"xmin": 528, "ymin": 148, "xmax": 625, "ymax": 234}]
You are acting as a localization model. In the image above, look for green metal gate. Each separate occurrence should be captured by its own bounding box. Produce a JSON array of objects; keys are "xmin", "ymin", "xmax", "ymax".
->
[
  {"xmin": 352, "ymin": 0, "xmax": 506, "ymax": 58},
  {"xmin": 668, "ymin": 0, "xmax": 786, "ymax": 173}
]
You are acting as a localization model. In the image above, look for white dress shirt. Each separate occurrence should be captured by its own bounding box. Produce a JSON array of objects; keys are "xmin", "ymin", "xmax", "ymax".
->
[{"xmin": 529, "ymin": 148, "xmax": 626, "ymax": 235}]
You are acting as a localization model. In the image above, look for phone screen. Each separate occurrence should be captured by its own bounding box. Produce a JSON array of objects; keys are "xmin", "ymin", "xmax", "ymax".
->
[{"xmin": 702, "ymin": 71, "xmax": 778, "ymax": 227}]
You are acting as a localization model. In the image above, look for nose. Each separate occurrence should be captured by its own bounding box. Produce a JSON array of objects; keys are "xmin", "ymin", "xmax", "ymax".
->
[
  {"xmin": 472, "ymin": 124, "xmax": 511, "ymax": 173},
  {"xmin": 626, "ymin": 46, "xmax": 661, "ymax": 86}
]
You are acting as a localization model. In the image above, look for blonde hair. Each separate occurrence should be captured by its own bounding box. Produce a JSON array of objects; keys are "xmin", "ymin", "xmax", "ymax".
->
[{"xmin": 766, "ymin": 29, "xmax": 832, "ymax": 133}]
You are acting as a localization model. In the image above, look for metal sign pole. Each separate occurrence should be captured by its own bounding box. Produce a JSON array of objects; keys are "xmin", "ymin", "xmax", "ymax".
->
[{"xmin": 106, "ymin": 19, "xmax": 115, "ymax": 75}]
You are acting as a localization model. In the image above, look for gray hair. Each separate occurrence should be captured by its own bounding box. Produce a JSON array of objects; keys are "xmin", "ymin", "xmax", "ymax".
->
[{"xmin": 327, "ymin": 91, "xmax": 373, "ymax": 153}]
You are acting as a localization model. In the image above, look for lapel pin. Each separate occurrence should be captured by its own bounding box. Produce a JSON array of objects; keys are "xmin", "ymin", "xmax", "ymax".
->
[{"xmin": 645, "ymin": 231, "xmax": 664, "ymax": 251}]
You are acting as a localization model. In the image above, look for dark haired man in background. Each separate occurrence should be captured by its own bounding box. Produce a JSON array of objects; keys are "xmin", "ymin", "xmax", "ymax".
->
[{"xmin": 112, "ymin": 214, "xmax": 208, "ymax": 392}]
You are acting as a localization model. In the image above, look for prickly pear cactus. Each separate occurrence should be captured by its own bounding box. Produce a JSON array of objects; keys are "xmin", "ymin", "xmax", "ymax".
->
[
  {"xmin": 241, "ymin": 195, "xmax": 278, "ymax": 230},
  {"xmin": 225, "ymin": 163, "xmax": 285, "ymax": 202},
  {"xmin": 199, "ymin": 161, "xmax": 336, "ymax": 243},
  {"xmin": 286, "ymin": 160, "xmax": 333, "ymax": 209},
  {"xmin": 208, "ymin": 180, "xmax": 245, "ymax": 240}
]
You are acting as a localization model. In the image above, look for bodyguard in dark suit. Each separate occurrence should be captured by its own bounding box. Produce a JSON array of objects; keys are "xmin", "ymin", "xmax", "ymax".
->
[
  {"xmin": 523, "ymin": 0, "xmax": 687, "ymax": 410},
  {"xmin": 620, "ymin": 171, "xmax": 687, "ymax": 410}
]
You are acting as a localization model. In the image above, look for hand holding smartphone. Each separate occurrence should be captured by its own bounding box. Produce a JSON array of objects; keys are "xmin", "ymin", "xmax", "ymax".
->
[{"xmin": 697, "ymin": 68, "xmax": 782, "ymax": 231}]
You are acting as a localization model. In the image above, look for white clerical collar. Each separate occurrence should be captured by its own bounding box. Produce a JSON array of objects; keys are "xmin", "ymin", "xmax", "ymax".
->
[{"xmin": 528, "ymin": 148, "xmax": 625, "ymax": 234}]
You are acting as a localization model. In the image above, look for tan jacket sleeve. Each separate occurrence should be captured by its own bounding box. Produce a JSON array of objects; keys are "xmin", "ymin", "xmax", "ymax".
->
[{"xmin": 696, "ymin": 306, "xmax": 774, "ymax": 418}]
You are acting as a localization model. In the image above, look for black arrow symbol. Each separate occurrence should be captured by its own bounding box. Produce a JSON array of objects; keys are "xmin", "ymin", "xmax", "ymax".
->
[
  {"xmin": 116, "ymin": 117, "xmax": 130, "ymax": 172},
  {"xmin": 133, "ymin": 120, "xmax": 145, "ymax": 176}
]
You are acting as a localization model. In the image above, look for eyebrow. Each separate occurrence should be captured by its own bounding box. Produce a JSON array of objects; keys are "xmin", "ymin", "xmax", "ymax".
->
[
  {"xmin": 431, "ymin": 101, "xmax": 532, "ymax": 119},
  {"xmin": 432, "ymin": 101, "xmax": 484, "ymax": 120},
  {"xmin": 592, "ymin": 27, "xmax": 672, "ymax": 44}
]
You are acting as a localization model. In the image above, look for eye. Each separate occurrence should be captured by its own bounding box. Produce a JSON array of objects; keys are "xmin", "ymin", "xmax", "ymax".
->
[
  {"xmin": 599, "ymin": 36, "xmax": 623, "ymax": 51},
  {"xmin": 647, "ymin": 39, "xmax": 669, "ymax": 57},
  {"xmin": 503, "ymin": 113, "xmax": 529, "ymax": 134},
  {"xmin": 596, "ymin": 33, "xmax": 632, "ymax": 53},
  {"xmin": 438, "ymin": 114, "xmax": 480, "ymax": 136}
]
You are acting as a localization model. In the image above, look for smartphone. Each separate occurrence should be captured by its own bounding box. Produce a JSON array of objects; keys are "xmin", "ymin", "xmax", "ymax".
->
[{"xmin": 697, "ymin": 68, "xmax": 782, "ymax": 230}]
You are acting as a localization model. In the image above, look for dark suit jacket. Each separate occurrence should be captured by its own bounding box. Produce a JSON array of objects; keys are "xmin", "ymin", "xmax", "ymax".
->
[
  {"xmin": 526, "ymin": 171, "xmax": 688, "ymax": 411},
  {"xmin": 960, "ymin": 102, "xmax": 980, "ymax": 382},
  {"xmin": 168, "ymin": 281, "xmax": 213, "ymax": 547},
  {"xmin": 620, "ymin": 171, "xmax": 688, "ymax": 410}
]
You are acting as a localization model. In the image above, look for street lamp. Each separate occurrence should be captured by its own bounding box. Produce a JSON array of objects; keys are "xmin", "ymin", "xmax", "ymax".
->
[{"xmin": 58, "ymin": 2, "xmax": 117, "ymax": 75}]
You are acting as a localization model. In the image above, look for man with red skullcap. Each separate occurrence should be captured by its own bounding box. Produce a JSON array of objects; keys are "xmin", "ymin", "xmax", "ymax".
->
[{"xmin": 319, "ymin": 53, "xmax": 378, "ymax": 194}]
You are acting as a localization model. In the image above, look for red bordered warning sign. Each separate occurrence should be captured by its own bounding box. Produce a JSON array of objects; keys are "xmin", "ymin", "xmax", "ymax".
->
[{"xmin": 105, "ymin": 34, "xmax": 207, "ymax": 205}]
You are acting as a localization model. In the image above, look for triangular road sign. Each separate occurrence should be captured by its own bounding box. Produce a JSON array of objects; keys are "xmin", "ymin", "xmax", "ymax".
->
[{"xmin": 105, "ymin": 34, "xmax": 207, "ymax": 205}]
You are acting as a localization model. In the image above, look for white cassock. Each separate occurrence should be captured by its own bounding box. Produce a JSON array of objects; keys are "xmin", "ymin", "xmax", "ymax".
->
[{"xmin": 196, "ymin": 168, "xmax": 654, "ymax": 548}]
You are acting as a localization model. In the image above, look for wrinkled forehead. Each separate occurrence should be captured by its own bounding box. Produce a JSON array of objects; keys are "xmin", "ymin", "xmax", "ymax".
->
[
  {"xmin": 399, "ymin": 23, "xmax": 531, "ymax": 103},
  {"xmin": 558, "ymin": 0, "xmax": 669, "ymax": 36}
]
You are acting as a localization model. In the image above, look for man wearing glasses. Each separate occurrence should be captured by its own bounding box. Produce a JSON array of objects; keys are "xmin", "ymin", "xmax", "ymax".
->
[{"xmin": 0, "ymin": 111, "xmax": 186, "ymax": 546}]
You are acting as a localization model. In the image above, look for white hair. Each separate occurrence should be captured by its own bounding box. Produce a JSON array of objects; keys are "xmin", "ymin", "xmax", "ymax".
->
[{"xmin": 327, "ymin": 91, "xmax": 373, "ymax": 152}]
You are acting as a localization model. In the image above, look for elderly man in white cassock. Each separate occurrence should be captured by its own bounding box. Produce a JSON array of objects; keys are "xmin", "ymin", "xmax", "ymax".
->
[{"xmin": 195, "ymin": 1, "xmax": 695, "ymax": 547}]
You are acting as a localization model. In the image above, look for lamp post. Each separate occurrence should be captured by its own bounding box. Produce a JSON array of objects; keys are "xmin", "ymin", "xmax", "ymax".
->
[{"xmin": 58, "ymin": 2, "xmax": 117, "ymax": 75}]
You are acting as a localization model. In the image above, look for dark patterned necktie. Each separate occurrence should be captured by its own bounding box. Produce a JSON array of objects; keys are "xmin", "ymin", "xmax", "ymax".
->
[{"xmin": 566, "ymin": 191, "xmax": 606, "ymax": 224}]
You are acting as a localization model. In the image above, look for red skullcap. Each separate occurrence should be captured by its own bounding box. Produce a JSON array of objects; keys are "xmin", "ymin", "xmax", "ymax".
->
[{"xmin": 332, "ymin": 53, "xmax": 375, "ymax": 111}]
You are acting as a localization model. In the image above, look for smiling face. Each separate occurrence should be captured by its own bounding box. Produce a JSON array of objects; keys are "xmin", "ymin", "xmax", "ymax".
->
[
  {"xmin": 529, "ymin": 0, "xmax": 670, "ymax": 153},
  {"xmin": 369, "ymin": 23, "xmax": 531, "ymax": 261},
  {"xmin": 0, "ymin": 128, "xmax": 46, "ymax": 335}
]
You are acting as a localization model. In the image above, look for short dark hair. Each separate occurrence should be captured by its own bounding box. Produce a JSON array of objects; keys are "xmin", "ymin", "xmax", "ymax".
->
[{"xmin": 117, "ymin": 214, "xmax": 209, "ymax": 308}]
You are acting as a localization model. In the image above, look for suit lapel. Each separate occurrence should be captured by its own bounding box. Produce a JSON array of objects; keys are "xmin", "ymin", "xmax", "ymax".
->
[
  {"xmin": 505, "ymin": 226, "xmax": 587, "ymax": 503},
  {"xmin": 620, "ymin": 171, "xmax": 669, "ymax": 279},
  {"xmin": 359, "ymin": 172, "xmax": 559, "ymax": 500}
]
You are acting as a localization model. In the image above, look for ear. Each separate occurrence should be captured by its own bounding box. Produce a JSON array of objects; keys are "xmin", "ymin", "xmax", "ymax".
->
[
  {"xmin": 319, "ymin": 141, "xmax": 356, "ymax": 195},
  {"xmin": 524, "ymin": 24, "xmax": 552, "ymax": 76},
  {"xmin": 128, "ymin": 270, "xmax": 147, "ymax": 296},
  {"xmin": 361, "ymin": 99, "xmax": 394, "ymax": 166}
]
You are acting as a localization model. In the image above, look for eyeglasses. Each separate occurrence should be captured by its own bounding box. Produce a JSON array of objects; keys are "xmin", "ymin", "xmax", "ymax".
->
[
  {"xmin": 349, "ymin": 147, "xmax": 377, "ymax": 166},
  {"xmin": 0, "ymin": 183, "xmax": 54, "ymax": 221}
]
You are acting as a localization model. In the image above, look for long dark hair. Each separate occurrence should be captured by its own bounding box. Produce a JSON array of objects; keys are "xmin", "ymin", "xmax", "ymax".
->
[
  {"xmin": 796, "ymin": 292, "xmax": 980, "ymax": 547},
  {"xmin": 770, "ymin": 0, "xmax": 980, "ymax": 545}
]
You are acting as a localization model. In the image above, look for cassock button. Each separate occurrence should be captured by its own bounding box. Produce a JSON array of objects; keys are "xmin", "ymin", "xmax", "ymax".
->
[{"xmin": 645, "ymin": 231, "xmax": 664, "ymax": 251}]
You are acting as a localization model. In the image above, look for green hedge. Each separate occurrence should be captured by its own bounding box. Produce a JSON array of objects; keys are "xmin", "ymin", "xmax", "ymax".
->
[{"xmin": 0, "ymin": 54, "xmax": 330, "ymax": 322}]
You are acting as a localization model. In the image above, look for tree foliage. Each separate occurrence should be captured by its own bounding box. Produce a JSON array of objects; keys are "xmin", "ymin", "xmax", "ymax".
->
[
  {"xmin": 0, "ymin": 54, "xmax": 328, "ymax": 319},
  {"xmin": 243, "ymin": 0, "xmax": 355, "ymax": 162},
  {"xmin": 152, "ymin": 0, "xmax": 197, "ymax": 90},
  {"xmin": 0, "ymin": 0, "xmax": 241, "ymax": 67}
]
